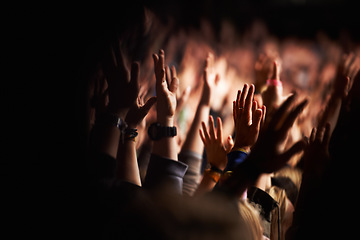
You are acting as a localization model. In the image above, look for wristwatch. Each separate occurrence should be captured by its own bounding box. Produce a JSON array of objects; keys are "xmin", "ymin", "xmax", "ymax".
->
[
  {"xmin": 148, "ymin": 122, "xmax": 177, "ymax": 141},
  {"xmin": 96, "ymin": 113, "xmax": 128, "ymax": 131}
]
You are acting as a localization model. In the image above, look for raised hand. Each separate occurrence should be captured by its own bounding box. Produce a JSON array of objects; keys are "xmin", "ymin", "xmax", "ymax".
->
[
  {"xmin": 247, "ymin": 93, "xmax": 308, "ymax": 173},
  {"xmin": 200, "ymin": 53, "xmax": 220, "ymax": 106},
  {"xmin": 254, "ymin": 53, "xmax": 274, "ymax": 91},
  {"xmin": 232, "ymin": 84, "xmax": 265, "ymax": 152},
  {"xmin": 199, "ymin": 116, "xmax": 233, "ymax": 171},
  {"xmin": 152, "ymin": 50, "xmax": 179, "ymax": 125},
  {"xmin": 303, "ymin": 123, "xmax": 331, "ymax": 178},
  {"xmin": 125, "ymin": 95, "xmax": 157, "ymax": 129},
  {"xmin": 262, "ymin": 61, "xmax": 284, "ymax": 116},
  {"xmin": 151, "ymin": 50, "xmax": 180, "ymax": 161},
  {"xmin": 334, "ymin": 53, "xmax": 360, "ymax": 98},
  {"xmin": 102, "ymin": 44, "xmax": 139, "ymax": 117}
]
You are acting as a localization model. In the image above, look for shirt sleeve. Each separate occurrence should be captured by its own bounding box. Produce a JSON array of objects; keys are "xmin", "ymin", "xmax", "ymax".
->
[
  {"xmin": 143, "ymin": 154, "xmax": 188, "ymax": 195},
  {"xmin": 225, "ymin": 150, "xmax": 248, "ymax": 172},
  {"xmin": 178, "ymin": 151, "xmax": 203, "ymax": 196}
]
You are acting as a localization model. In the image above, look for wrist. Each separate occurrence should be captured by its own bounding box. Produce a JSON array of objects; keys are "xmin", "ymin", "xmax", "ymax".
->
[
  {"xmin": 157, "ymin": 116, "xmax": 174, "ymax": 126},
  {"xmin": 231, "ymin": 145, "xmax": 250, "ymax": 153}
]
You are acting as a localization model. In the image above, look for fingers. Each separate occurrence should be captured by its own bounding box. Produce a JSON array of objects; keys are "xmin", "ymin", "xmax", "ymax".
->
[
  {"xmin": 171, "ymin": 65, "xmax": 177, "ymax": 79},
  {"xmin": 234, "ymin": 90, "xmax": 241, "ymax": 122},
  {"xmin": 279, "ymin": 139, "xmax": 307, "ymax": 166},
  {"xmin": 152, "ymin": 53, "xmax": 161, "ymax": 82},
  {"xmin": 314, "ymin": 122, "xmax": 331, "ymax": 147},
  {"xmin": 152, "ymin": 49, "xmax": 165, "ymax": 83},
  {"xmin": 140, "ymin": 96, "xmax": 157, "ymax": 117},
  {"xmin": 315, "ymin": 126, "xmax": 325, "ymax": 143},
  {"xmin": 209, "ymin": 116, "xmax": 216, "ymax": 140},
  {"xmin": 239, "ymin": 84, "xmax": 249, "ymax": 109},
  {"xmin": 225, "ymin": 135, "xmax": 234, "ymax": 153},
  {"xmin": 269, "ymin": 93, "xmax": 296, "ymax": 130},
  {"xmin": 165, "ymin": 66, "xmax": 171, "ymax": 88},
  {"xmin": 169, "ymin": 76, "xmax": 179, "ymax": 93},
  {"xmin": 261, "ymin": 105, "xmax": 266, "ymax": 128},
  {"xmin": 310, "ymin": 127, "xmax": 316, "ymax": 143},
  {"xmin": 281, "ymin": 98, "xmax": 309, "ymax": 134},
  {"xmin": 236, "ymin": 90, "xmax": 241, "ymax": 109},
  {"xmin": 159, "ymin": 68, "xmax": 167, "ymax": 91},
  {"xmin": 244, "ymin": 84, "xmax": 255, "ymax": 124},
  {"xmin": 158, "ymin": 49, "xmax": 165, "ymax": 69},
  {"xmin": 252, "ymin": 100, "xmax": 258, "ymax": 121},
  {"xmin": 217, "ymin": 117, "xmax": 223, "ymax": 143},
  {"xmin": 201, "ymin": 121, "xmax": 210, "ymax": 142},
  {"xmin": 199, "ymin": 129, "xmax": 206, "ymax": 145},
  {"xmin": 252, "ymin": 108, "xmax": 263, "ymax": 132}
]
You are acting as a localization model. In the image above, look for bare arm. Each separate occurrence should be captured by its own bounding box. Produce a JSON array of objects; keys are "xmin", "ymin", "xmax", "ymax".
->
[
  {"xmin": 151, "ymin": 50, "xmax": 179, "ymax": 160},
  {"xmin": 181, "ymin": 53, "xmax": 219, "ymax": 154}
]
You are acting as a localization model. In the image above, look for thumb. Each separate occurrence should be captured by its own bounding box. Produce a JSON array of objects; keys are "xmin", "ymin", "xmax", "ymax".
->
[
  {"xmin": 140, "ymin": 96, "xmax": 157, "ymax": 117},
  {"xmin": 225, "ymin": 135, "xmax": 234, "ymax": 153}
]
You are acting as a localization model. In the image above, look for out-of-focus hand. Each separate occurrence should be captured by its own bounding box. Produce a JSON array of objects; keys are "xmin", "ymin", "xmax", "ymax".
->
[
  {"xmin": 152, "ymin": 50, "xmax": 179, "ymax": 125},
  {"xmin": 102, "ymin": 44, "xmax": 139, "ymax": 118},
  {"xmin": 262, "ymin": 61, "xmax": 284, "ymax": 116},
  {"xmin": 247, "ymin": 93, "xmax": 308, "ymax": 173},
  {"xmin": 254, "ymin": 53, "xmax": 274, "ymax": 90},
  {"xmin": 303, "ymin": 123, "xmax": 331, "ymax": 178},
  {"xmin": 200, "ymin": 53, "xmax": 220, "ymax": 106},
  {"xmin": 199, "ymin": 116, "xmax": 233, "ymax": 171},
  {"xmin": 334, "ymin": 53, "xmax": 360, "ymax": 98},
  {"xmin": 232, "ymin": 84, "xmax": 266, "ymax": 152},
  {"xmin": 125, "ymin": 95, "xmax": 157, "ymax": 129}
]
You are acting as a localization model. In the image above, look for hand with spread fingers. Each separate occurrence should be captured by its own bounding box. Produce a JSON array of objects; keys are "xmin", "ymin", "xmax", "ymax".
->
[
  {"xmin": 151, "ymin": 50, "xmax": 180, "ymax": 161},
  {"xmin": 248, "ymin": 93, "xmax": 308, "ymax": 174},
  {"xmin": 232, "ymin": 84, "xmax": 266, "ymax": 153},
  {"xmin": 102, "ymin": 44, "xmax": 139, "ymax": 117},
  {"xmin": 200, "ymin": 116, "xmax": 234, "ymax": 171},
  {"xmin": 303, "ymin": 123, "xmax": 331, "ymax": 178},
  {"xmin": 152, "ymin": 50, "xmax": 179, "ymax": 126},
  {"xmin": 125, "ymin": 95, "xmax": 157, "ymax": 129}
]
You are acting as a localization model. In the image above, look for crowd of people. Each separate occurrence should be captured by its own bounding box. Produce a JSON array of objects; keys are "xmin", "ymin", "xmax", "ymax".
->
[{"xmin": 82, "ymin": 8, "xmax": 360, "ymax": 240}]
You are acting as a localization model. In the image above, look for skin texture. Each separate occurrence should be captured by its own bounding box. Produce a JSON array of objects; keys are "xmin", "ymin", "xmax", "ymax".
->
[{"xmin": 151, "ymin": 50, "xmax": 179, "ymax": 160}]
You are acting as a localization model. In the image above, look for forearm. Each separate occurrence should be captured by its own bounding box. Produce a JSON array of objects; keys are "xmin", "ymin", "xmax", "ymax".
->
[
  {"xmin": 116, "ymin": 139, "xmax": 142, "ymax": 186},
  {"xmin": 181, "ymin": 103, "xmax": 210, "ymax": 154},
  {"xmin": 90, "ymin": 110, "xmax": 127, "ymax": 159},
  {"xmin": 91, "ymin": 125, "xmax": 120, "ymax": 159},
  {"xmin": 193, "ymin": 172, "xmax": 218, "ymax": 197},
  {"xmin": 152, "ymin": 117, "xmax": 178, "ymax": 160}
]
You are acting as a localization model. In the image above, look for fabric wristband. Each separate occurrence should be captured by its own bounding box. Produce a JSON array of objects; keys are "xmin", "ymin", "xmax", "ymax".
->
[
  {"xmin": 204, "ymin": 169, "xmax": 221, "ymax": 183},
  {"xmin": 266, "ymin": 79, "xmax": 283, "ymax": 87},
  {"xmin": 210, "ymin": 165, "xmax": 224, "ymax": 174}
]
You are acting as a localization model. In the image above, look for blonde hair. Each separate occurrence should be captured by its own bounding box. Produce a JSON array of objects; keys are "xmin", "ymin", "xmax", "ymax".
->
[
  {"xmin": 237, "ymin": 199, "xmax": 263, "ymax": 240},
  {"xmin": 274, "ymin": 166, "xmax": 302, "ymax": 194}
]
